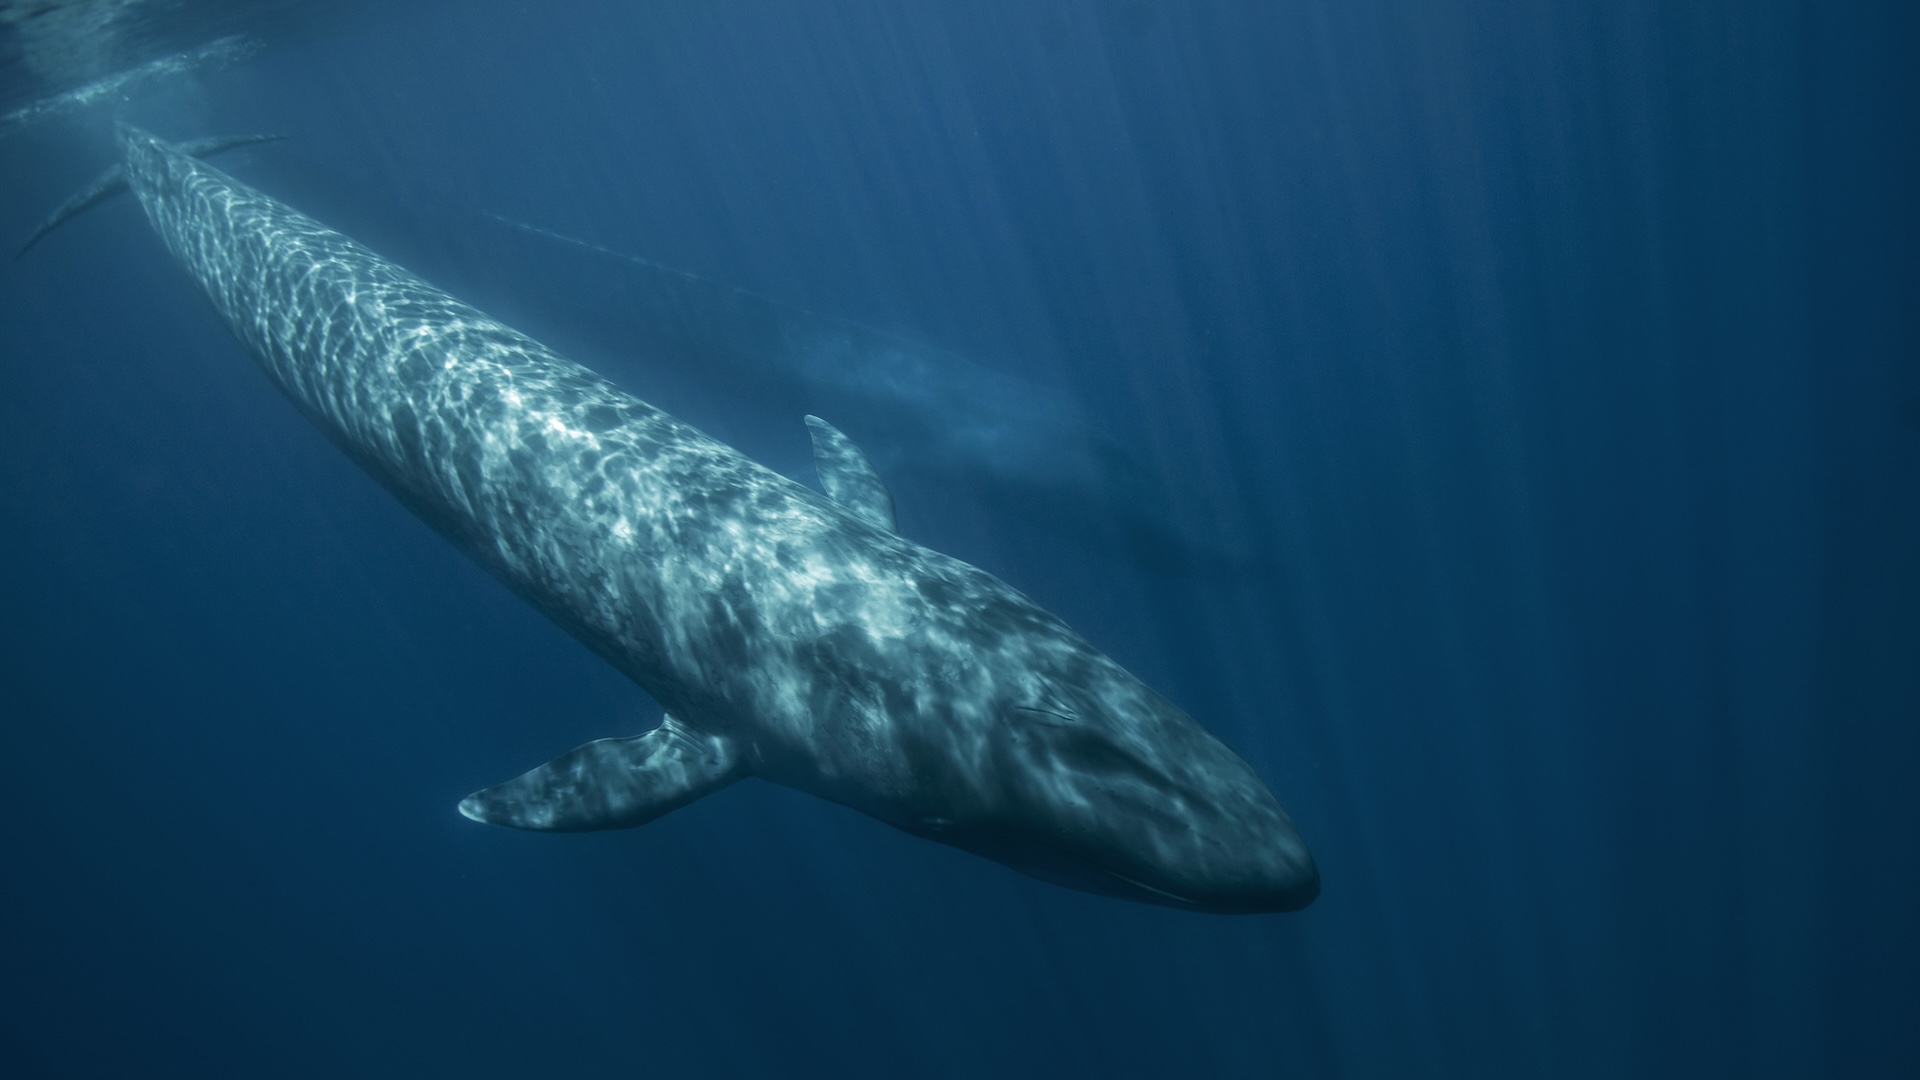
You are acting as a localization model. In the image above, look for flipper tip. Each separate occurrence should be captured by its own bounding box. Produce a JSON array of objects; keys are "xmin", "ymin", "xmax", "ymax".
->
[{"xmin": 457, "ymin": 794, "xmax": 491, "ymax": 824}]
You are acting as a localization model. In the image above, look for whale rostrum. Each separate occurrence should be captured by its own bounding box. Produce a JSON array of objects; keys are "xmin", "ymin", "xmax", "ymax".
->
[{"xmin": 108, "ymin": 127, "xmax": 1318, "ymax": 913}]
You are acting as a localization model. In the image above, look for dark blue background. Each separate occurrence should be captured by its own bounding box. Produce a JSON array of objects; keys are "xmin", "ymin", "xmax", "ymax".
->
[{"xmin": 2, "ymin": 2, "xmax": 1915, "ymax": 1076}]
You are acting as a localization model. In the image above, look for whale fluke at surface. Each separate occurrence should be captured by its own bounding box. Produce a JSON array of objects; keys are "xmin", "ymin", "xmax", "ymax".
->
[{"xmin": 108, "ymin": 127, "xmax": 1318, "ymax": 913}]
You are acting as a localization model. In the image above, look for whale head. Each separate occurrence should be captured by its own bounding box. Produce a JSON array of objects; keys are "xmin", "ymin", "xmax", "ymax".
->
[{"xmin": 914, "ymin": 655, "xmax": 1320, "ymax": 915}]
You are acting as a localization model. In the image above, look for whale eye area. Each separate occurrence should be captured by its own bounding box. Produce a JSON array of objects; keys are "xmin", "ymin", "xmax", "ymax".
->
[{"xmin": 1004, "ymin": 705, "xmax": 1170, "ymax": 804}]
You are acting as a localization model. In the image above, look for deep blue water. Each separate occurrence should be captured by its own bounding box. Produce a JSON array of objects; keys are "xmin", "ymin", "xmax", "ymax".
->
[{"xmin": 2, "ymin": 2, "xmax": 1916, "ymax": 1076}]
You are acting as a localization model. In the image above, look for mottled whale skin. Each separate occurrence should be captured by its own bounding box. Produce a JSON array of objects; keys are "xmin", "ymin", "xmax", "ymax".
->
[{"xmin": 116, "ymin": 127, "xmax": 1317, "ymax": 913}]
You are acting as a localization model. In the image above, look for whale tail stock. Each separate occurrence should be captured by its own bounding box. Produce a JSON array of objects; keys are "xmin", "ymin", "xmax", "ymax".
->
[
  {"xmin": 15, "ymin": 132, "xmax": 288, "ymax": 259},
  {"xmin": 458, "ymin": 715, "xmax": 746, "ymax": 832}
]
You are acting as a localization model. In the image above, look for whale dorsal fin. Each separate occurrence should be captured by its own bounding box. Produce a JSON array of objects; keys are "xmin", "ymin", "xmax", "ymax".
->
[
  {"xmin": 457, "ymin": 715, "xmax": 743, "ymax": 831},
  {"xmin": 805, "ymin": 415, "xmax": 897, "ymax": 534}
]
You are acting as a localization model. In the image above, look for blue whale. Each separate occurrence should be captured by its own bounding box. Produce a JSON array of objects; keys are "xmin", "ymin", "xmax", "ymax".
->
[{"xmin": 113, "ymin": 127, "xmax": 1317, "ymax": 913}]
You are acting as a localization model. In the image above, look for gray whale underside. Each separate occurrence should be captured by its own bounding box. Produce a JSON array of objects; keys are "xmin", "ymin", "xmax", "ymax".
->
[{"xmin": 109, "ymin": 127, "xmax": 1317, "ymax": 913}]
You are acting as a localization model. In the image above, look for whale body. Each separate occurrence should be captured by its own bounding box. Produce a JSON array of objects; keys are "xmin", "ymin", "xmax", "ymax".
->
[{"xmin": 113, "ymin": 127, "xmax": 1317, "ymax": 913}]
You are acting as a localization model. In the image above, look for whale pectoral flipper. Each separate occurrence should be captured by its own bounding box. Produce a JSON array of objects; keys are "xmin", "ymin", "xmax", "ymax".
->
[
  {"xmin": 458, "ymin": 716, "xmax": 743, "ymax": 832},
  {"xmin": 17, "ymin": 134, "xmax": 287, "ymax": 259},
  {"xmin": 805, "ymin": 415, "xmax": 897, "ymax": 534}
]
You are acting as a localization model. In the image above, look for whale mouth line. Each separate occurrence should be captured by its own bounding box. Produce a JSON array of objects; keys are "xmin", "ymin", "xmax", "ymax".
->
[{"xmin": 1095, "ymin": 865, "xmax": 1196, "ymax": 906}]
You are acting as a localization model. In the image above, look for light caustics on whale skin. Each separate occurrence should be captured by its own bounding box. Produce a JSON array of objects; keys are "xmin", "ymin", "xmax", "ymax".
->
[{"xmin": 118, "ymin": 129, "xmax": 1317, "ymax": 913}]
